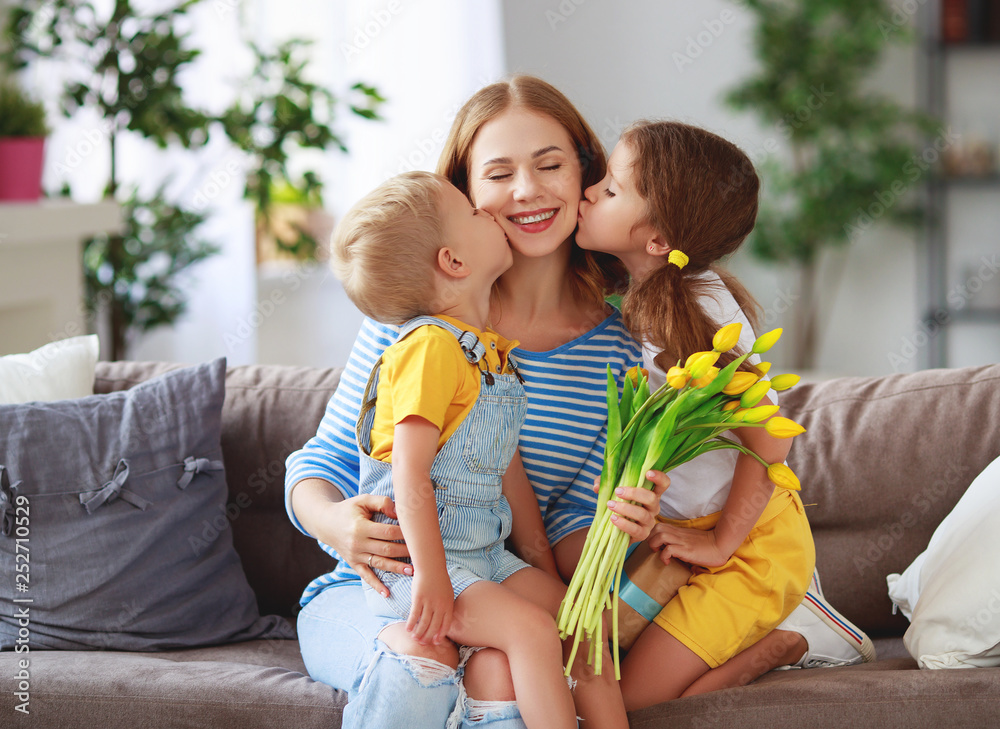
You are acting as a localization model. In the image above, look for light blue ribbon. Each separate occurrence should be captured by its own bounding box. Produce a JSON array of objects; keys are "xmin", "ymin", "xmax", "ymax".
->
[{"xmin": 618, "ymin": 572, "xmax": 664, "ymax": 623}]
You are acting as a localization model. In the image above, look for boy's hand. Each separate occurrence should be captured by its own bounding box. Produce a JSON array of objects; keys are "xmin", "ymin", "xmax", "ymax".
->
[
  {"xmin": 649, "ymin": 523, "xmax": 730, "ymax": 568},
  {"xmin": 407, "ymin": 569, "xmax": 454, "ymax": 645}
]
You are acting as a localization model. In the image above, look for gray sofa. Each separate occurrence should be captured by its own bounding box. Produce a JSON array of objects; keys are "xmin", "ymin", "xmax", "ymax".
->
[{"xmin": 1, "ymin": 359, "xmax": 998, "ymax": 728}]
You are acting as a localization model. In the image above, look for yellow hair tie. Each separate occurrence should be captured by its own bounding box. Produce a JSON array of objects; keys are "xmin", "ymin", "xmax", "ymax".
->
[{"xmin": 668, "ymin": 249, "xmax": 689, "ymax": 270}]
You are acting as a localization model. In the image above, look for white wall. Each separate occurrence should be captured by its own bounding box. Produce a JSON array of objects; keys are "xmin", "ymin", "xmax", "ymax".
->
[{"xmin": 500, "ymin": 0, "xmax": 977, "ymax": 376}]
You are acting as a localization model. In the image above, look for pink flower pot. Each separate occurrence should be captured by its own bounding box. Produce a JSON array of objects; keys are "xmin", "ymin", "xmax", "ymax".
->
[{"xmin": 0, "ymin": 136, "xmax": 46, "ymax": 201}]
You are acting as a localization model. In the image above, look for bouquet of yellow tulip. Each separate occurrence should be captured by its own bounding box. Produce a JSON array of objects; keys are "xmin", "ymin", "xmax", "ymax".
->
[{"xmin": 556, "ymin": 324, "xmax": 805, "ymax": 678}]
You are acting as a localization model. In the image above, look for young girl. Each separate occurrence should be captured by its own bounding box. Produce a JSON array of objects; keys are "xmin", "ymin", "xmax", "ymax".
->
[
  {"xmin": 576, "ymin": 120, "xmax": 817, "ymax": 708},
  {"xmin": 330, "ymin": 170, "xmax": 628, "ymax": 729}
]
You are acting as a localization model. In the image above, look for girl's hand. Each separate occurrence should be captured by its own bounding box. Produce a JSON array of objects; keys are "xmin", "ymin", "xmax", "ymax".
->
[
  {"xmin": 408, "ymin": 569, "xmax": 455, "ymax": 645},
  {"xmin": 595, "ymin": 470, "xmax": 670, "ymax": 543},
  {"xmin": 649, "ymin": 523, "xmax": 729, "ymax": 568}
]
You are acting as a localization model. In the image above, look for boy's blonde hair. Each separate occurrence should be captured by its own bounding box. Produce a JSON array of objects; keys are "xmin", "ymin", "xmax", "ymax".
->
[{"xmin": 331, "ymin": 171, "xmax": 448, "ymax": 325}]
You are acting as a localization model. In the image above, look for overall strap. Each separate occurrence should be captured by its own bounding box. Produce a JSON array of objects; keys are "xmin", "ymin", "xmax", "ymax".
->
[
  {"xmin": 356, "ymin": 316, "xmax": 488, "ymax": 455},
  {"xmin": 398, "ymin": 315, "xmax": 488, "ymax": 365}
]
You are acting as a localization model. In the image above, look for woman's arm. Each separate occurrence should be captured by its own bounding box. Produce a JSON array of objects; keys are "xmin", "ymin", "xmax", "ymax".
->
[
  {"xmin": 503, "ymin": 452, "xmax": 560, "ymax": 579},
  {"xmin": 283, "ymin": 318, "xmax": 414, "ymax": 592}
]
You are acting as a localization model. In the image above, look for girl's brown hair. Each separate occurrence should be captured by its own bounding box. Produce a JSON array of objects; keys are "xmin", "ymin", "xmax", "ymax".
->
[
  {"xmin": 437, "ymin": 74, "xmax": 628, "ymax": 304},
  {"xmin": 619, "ymin": 120, "xmax": 762, "ymax": 373}
]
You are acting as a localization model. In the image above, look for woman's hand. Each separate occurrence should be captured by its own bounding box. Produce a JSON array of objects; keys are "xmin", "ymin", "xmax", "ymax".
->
[
  {"xmin": 290, "ymin": 479, "xmax": 412, "ymax": 596},
  {"xmin": 596, "ymin": 470, "xmax": 670, "ymax": 543}
]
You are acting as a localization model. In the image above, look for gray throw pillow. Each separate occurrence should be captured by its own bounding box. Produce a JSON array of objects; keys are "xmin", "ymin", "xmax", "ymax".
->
[{"xmin": 0, "ymin": 358, "xmax": 293, "ymax": 650}]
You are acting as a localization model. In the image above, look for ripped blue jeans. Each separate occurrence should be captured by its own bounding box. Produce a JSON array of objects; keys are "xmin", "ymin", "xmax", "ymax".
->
[{"xmin": 297, "ymin": 582, "xmax": 526, "ymax": 728}]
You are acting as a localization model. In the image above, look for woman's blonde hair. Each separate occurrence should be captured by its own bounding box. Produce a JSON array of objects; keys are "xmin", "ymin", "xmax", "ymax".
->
[
  {"xmin": 618, "ymin": 120, "xmax": 762, "ymax": 374},
  {"xmin": 437, "ymin": 74, "xmax": 628, "ymax": 304},
  {"xmin": 330, "ymin": 171, "xmax": 448, "ymax": 325}
]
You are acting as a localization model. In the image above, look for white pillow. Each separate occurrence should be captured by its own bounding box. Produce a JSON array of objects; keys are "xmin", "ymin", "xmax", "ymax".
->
[
  {"xmin": 0, "ymin": 335, "xmax": 100, "ymax": 404},
  {"xmin": 886, "ymin": 453, "xmax": 1000, "ymax": 669}
]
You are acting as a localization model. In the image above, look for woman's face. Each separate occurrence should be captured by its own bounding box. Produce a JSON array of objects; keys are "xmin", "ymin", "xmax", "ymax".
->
[{"xmin": 467, "ymin": 108, "xmax": 583, "ymax": 259}]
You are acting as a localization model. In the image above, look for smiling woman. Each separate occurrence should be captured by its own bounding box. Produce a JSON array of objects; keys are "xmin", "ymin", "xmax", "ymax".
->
[{"xmin": 286, "ymin": 75, "xmax": 647, "ymax": 729}]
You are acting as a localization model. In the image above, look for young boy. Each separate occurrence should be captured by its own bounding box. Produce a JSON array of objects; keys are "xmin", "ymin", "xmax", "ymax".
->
[{"xmin": 330, "ymin": 171, "xmax": 587, "ymax": 729}]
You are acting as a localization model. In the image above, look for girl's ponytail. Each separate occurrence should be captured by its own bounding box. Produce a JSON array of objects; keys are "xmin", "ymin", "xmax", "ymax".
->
[
  {"xmin": 622, "ymin": 255, "xmax": 750, "ymax": 373},
  {"xmin": 618, "ymin": 121, "xmax": 762, "ymax": 372}
]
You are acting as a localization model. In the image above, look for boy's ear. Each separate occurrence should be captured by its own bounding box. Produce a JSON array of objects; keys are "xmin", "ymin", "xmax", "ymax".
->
[{"xmin": 437, "ymin": 247, "xmax": 470, "ymax": 279}]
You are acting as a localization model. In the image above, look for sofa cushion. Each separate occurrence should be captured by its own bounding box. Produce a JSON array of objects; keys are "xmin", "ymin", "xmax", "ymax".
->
[
  {"xmin": 93, "ymin": 361, "xmax": 344, "ymax": 617},
  {"xmin": 0, "ymin": 359, "xmax": 293, "ymax": 650},
  {"xmin": 0, "ymin": 335, "xmax": 99, "ymax": 404},
  {"xmin": 781, "ymin": 363, "xmax": 1000, "ymax": 636},
  {"xmin": 887, "ymin": 452, "xmax": 1000, "ymax": 668}
]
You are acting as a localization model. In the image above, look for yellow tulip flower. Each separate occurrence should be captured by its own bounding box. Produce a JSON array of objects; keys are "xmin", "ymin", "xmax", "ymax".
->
[
  {"xmin": 756, "ymin": 361, "xmax": 772, "ymax": 375},
  {"xmin": 666, "ymin": 366, "xmax": 690, "ymax": 390},
  {"xmin": 767, "ymin": 463, "xmax": 801, "ymax": 491},
  {"xmin": 740, "ymin": 380, "xmax": 772, "ymax": 408},
  {"xmin": 722, "ymin": 400, "xmax": 741, "ymax": 411},
  {"xmin": 691, "ymin": 366, "xmax": 719, "ymax": 389},
  {"xmin": 740, "ymin": 404, "xmax": 780, "ymax": 423},
  {"xmin": 684, "ymin": 352, "xmax": 719, "ymax": 369},
  {"xmin": 764, "ymin": 416, "xmax": 806, "ymax": 438},
  {"xmin": 625, "ymin": 366, "xmax": 648, "ymax": 387},
  {"xmin": 770, "ymin": 373, "xmax": 801, "ymax": 391},
  {"xmin": 685, "ymin": 350, "xmax": 720, "ymax": 374},
  {"xmin": 712, "ymin": 323, "xmax": 742, "ymax": 352},
  {"xmin": 752, "ymin": 328, "xmax": 783, "ymax": 354},
  {"xmin": 722, "ymin": 371, "xmax": 759, "ymax": 396}
]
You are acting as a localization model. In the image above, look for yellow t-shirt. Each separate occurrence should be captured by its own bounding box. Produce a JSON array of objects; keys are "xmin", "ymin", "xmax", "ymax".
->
[{"xmin": 368, "ymin": 315, "xmax": 520, "ymax": 463}]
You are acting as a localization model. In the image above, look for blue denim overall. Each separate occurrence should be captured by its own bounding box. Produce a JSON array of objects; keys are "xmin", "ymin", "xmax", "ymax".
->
[{"xmin": 357, "ymin": 316, "xmax": 530, "ymax": 621}]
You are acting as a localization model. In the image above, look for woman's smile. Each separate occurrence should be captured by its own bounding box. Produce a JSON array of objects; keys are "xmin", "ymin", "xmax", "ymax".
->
[{"xmin": 507, "ymin": 207, "xmax": 559, "ymax": 233}]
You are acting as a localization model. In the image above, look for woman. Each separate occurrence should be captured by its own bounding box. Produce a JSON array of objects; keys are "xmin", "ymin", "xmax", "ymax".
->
[{"xmin": 285, "ymin": 75, "xmax": 871, "ymax": 729}]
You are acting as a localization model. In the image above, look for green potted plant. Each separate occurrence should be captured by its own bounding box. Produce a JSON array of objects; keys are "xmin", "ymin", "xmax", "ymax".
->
[{"xmin": 0, "ymin": 77, "xmax": 49, "ymax": 200}]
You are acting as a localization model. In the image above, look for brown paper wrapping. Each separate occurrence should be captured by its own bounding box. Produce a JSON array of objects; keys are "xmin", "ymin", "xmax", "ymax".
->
[{"xmin": 616, "ymin": 541, "xmax": 692, "ymax": 651}]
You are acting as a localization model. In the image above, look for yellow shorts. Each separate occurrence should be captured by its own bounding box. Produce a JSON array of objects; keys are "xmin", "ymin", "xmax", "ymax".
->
[{"xmin": 652, "ymin": 488, "xmax": 815, "ymax": 668}]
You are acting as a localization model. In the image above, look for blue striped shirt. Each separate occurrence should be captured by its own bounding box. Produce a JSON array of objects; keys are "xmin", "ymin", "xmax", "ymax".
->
[{"xmin": 284, "ymin": 312, "xmax": 643, "ymax": 605}]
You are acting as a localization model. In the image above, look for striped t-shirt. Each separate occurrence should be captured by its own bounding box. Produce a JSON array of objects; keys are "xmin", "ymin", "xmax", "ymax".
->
[{"xmin": 284, "ymin": 311, "xmax": 643, "ymax": 606}]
